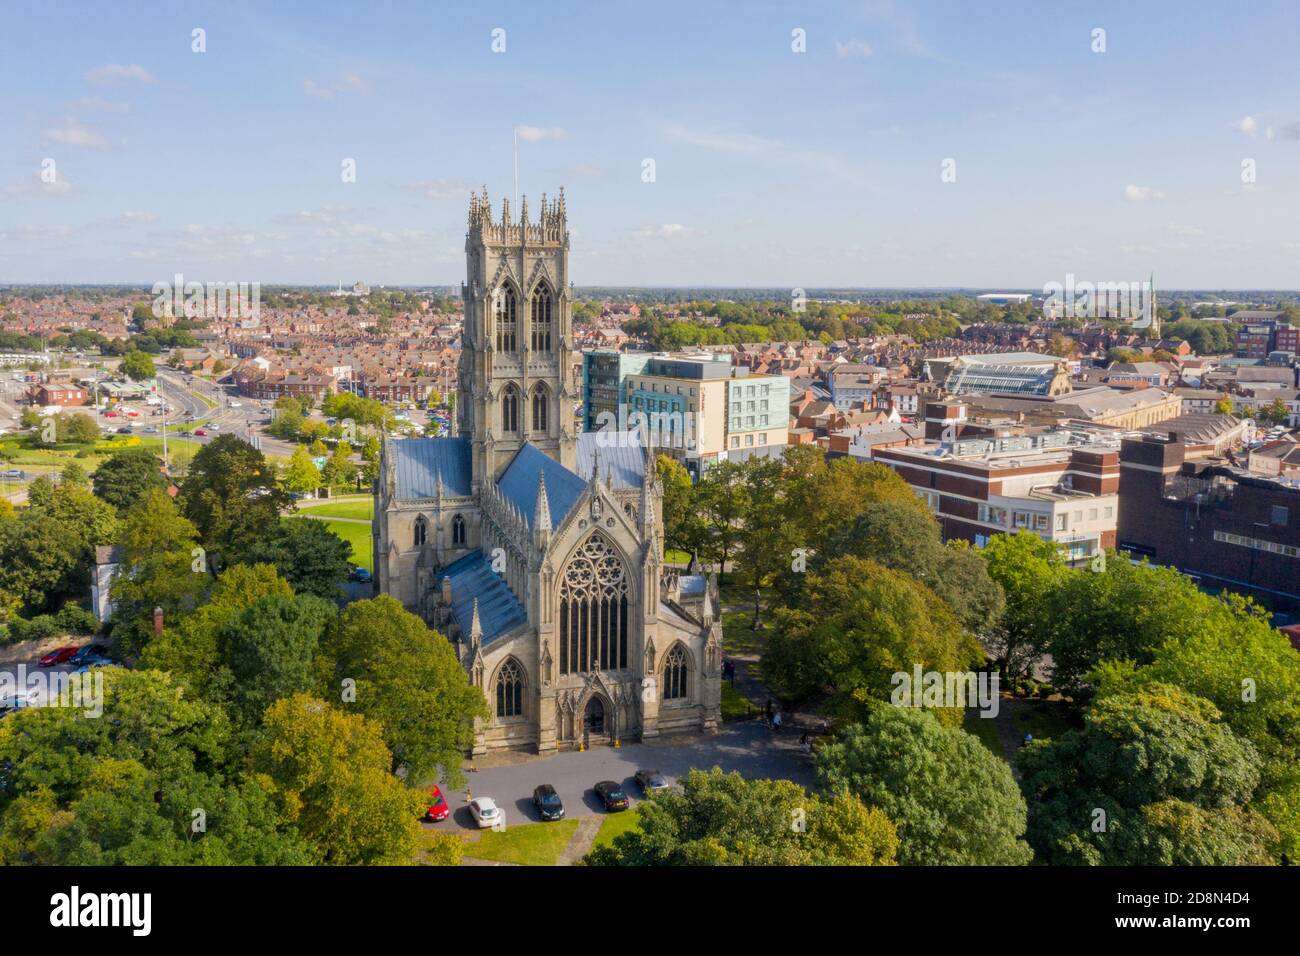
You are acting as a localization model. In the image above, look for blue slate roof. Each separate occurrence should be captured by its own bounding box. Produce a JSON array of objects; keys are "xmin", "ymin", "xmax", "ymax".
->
[
  {"xmin": 392, "ymin": 437, "xmax": 472, "ymax": 499},
  {"xmin": 497, "ymin": 443, "xmax": 587, "ymax": 530},
  {"xmin": 441, "ymin": 549, "xmax": 527, "ymax": 647},
  {"xmin": 575, "ymin": 431, "xmax": 646, "ymax": 490}
]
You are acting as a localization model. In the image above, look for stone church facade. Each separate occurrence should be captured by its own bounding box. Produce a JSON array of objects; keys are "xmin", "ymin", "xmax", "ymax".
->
[{"xmin": 374, "ymin": 189, "xmax": 722, "ymax": 754}]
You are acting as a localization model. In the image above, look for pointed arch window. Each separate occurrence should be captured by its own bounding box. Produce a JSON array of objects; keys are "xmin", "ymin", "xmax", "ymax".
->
[
  {"xmin": 452, "ymin": 514, "xmax": 466, "ymax": 546},
  {"xmin": 502, "ymin": 384, "xmax": 519, "ymax": 433},
  {"xmin": 495, "ymin": 287, "xmax": 517, "ymax": 352},
  {"xmin": 413, "ymin": 515, "xmax": 428, "ymax": 548},
  {"xmin": 495, "ymin": 659, "xmax": 524, "ymax": 718},
  {"xmin": 531, "ymin": 384, "xmax": 549, "ymax": 433},
  {"xmin": 663, "ymin": 645, "xmax": 688, "ymax": 701},
  {"xmin": 530, "ymin": 285, "xmax": 553, "ymax": 352},
  {"xmin": 559, "ymin": 534, "xmax": 630, "ymax": 676}
]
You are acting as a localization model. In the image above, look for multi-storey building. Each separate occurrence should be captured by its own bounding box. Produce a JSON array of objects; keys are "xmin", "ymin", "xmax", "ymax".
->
[
  {"xmin": 1118, "ymin": 433, "xmax": 1300, "ymax": 613},
  {"xmin": 872, "ymin": 403, "xmax": 1120, "ymax": 563}
]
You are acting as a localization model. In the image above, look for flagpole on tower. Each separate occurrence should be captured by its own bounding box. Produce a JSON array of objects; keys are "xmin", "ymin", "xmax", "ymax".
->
[{"xmin": 513, "ymin": 126, "xmax": 519, "ymax": 213}]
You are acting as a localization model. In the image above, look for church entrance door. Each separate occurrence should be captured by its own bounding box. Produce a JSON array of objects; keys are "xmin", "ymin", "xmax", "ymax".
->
[{"xmin": 583, "ymin": 697, "xmax": 606, "ymax": 746}]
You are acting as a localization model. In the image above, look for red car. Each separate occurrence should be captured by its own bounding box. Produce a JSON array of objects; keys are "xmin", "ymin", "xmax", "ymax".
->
[
  {"xmin": 424, "ymin": 785, "xmax": 450, "ymax": 822},
  {"xmin": 193, "ymin": 428, "xmax": 208, "ymax": 436},
  {"xmin": 38, "ymin": 646, "xmax": 79, "ymax": 667}
]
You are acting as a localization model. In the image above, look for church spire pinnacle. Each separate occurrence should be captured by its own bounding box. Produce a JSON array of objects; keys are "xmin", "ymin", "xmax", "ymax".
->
[
  {"xmin": 534, "ymin": 470, "xmax": 551, "ymax": 531},
  {"xmin": 470, "ymin": 598, "xmax": 482, "ymax": 643}
]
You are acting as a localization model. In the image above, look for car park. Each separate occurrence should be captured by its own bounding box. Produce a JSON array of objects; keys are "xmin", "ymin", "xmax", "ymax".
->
[
  {"xmin": 532, "ymin": 784, "xmax": 565, "ymax": 821},
  {"xmin": 593, "ymin": 781, "xmax": 630, "ymax": 812},
  {"xmin": 469, "ymin": 797, "xmax": 503, "ymax": 828}
]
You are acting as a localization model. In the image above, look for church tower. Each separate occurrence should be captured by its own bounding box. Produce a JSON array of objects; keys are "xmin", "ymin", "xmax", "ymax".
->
[{"xmin": 460, "ymin": 188, "xmax": 578, "ymax": 483}]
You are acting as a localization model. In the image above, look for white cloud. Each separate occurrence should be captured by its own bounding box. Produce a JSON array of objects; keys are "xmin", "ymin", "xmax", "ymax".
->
[
  {"xmin": 44, "ymin": 119, "xmax": 109, "ymax": 148},
  {"xmin": 1230, "ymin": 115, "xmax": 1258, "ymax": 136},
  {"xmin": 84, "ymin": 63, "xmax": 154, "ymax": 84},
  {"xmin": 516, "ymin": 126, "xmax": 567, "ymax": 142},
  {"xmin": 1, "ymin": 175, "xmax": 74, "ymax": 199},
  {"xmin": 835, "ymin": 39, "xmax": 874, "ymax": 58},
  {"xmin": 632, "ymin": 223, "xmax": 689, "ymax": 239},
  {"xmin": 73, "ymin": 96, "xmax": 130, "ymax": 113},
  {"xmin": 303, "ymin": 72, "xmax": 369, "ymax": 99},
  {"xmin": 1124, "ymin": 183, "xmax": 1165, "ymax": 202},
  {"xmin": 664, "ymin": 123, "xmax": 778, "ymax": 154},
  {"xmin": 406, "ymin": 179, "xmax": 473, "ymax": 200}
]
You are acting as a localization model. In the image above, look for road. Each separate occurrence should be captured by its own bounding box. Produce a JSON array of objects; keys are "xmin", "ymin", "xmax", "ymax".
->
[{"xmin": 428, "ymin": 719, "xmax": 815, "ymax": 832}]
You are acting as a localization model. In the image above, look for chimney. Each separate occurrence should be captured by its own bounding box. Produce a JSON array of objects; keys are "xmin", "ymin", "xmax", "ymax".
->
[
  {"xmin": 153, "ymin": 606, "xmax": 164, "ymax": 635},
  {"xmin": 441, "ymin": 575, "xmax": 452, "ymax": 606}
]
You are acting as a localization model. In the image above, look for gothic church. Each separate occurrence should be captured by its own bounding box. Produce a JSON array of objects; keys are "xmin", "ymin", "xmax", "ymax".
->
[{"xmin": 374, "ymin": 190, "xmax": 722, "ymax": 754}]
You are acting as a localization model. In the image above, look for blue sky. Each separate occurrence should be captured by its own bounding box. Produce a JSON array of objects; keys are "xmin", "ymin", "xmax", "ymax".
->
[{"xmin": 1, "ymin": 0, "xmax": 1298, "ymax": 288}]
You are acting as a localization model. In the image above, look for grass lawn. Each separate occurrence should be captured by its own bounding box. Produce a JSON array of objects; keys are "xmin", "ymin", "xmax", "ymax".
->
[
  {"xmin": 964, "ymin": 710, "xmax": 1004, "ymax": 757},
  {"xmin": 299, "ymin": 498, "xmax": 373, "ymax": 520},
  {"xmin": 589, "ymin": 807, "xmax": 642, "ymax": 855},
  {"xmin": 664, "ymin": 548, "xmax": 691, "ymax": 565},
  {"xmin": 721, "ymin": 682, "xmax": 758, "ymax": 722},
  {"xmin": 720, "ymin": 605, "xmax": 770, "ymax": 657},
  {"xmin": 299, "ymin": 516, "xmax": 373, "ymax": 572},
  {"xmin": 460, "ymin": 819, "xmax": 580, "ymax": 866}
]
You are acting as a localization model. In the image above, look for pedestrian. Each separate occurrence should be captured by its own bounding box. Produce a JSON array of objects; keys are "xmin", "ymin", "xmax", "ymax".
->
[
  {"xmin": 772, "ymin": 710, "xmax": 783, "ymax": 731},
  {"xmin": 765, "ymin": 698, "xmax": 773, "ymax": 719}
]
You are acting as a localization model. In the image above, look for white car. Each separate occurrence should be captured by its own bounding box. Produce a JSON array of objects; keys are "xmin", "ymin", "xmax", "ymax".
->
[{"xmin": 469, "ymin": 797, "xmax": 503, "ymax": 829}]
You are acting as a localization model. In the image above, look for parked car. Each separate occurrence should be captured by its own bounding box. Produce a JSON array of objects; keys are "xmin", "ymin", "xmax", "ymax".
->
[
  {"xmin": 634, "ymin": 769, "xmax": 670, "ymax": 794},
  {"xmin": 353, "ymin": 567, "xmax": 371, "ymax": 583},
  {"xmin": 38, "ymin": 646, "xmax": 79, "ymax": 667},
  {"xmin": 424, "ymin": 785, "xmax": 450, "ymax": 822},
  {"xmin": 532, "ymin": 784, "xmax": 565, "ymax": 821},
  {"xmin": 115, "ymin": 426, "xmax": 132, "ymax": 434},
  {"xmin": 469, "ymin": 797, "xmax": 503, "ymax": 829},
  {"xmin": 69, "ymin": 644, "xmax": 110, "ymax": 666},
  {"xmin": 193, "ymin": 428, "xmax": 208, "ymax": 436},
  {"xmin": 593, "ymin": 781, "xmax": 629, "ymax": 812}
]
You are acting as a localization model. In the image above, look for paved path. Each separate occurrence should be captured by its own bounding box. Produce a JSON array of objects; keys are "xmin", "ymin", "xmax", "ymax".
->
[{"xmin": 556, "ymin": 816, "xmax": 603, "ymax": 866}]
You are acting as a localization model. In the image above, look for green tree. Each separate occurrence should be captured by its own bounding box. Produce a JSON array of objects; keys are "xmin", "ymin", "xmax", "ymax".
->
[
  {"xmin": 180, "ymin": 434, "xmax": 289, "ymax": 566},
  {"xmin": 817, "ymin": 706, "xmax": 1033, "ymax": 865},
  {"xmin": 318, "ymin": 596, "xmax": 489, "ymax": 786},
  {"xmin": 255, "ymin": 694, "xmax": 424, "ymax": 865},
  {"xmin": 220, "ymin": 594, "xmax": 334, "ymax": 724},
  {"xmin": 55, "ymin": 412, "xmax": 100, "ymax": 444},
  {"xmin": 120, "ymin": 349, "xmax": 156, "ymax": 382},
  {"xmin": 108, "ymin": 487, "xmax": 208, "ymax": 656},
  {"xmin": 0, "ymin": 670, "xmax": 311, "ymax": 865},
  {"xmin": 817, "ymin": 501, "xmax": 1004, "ymax": 634},
  {"xmin": 1019, "ymin": 684, "xmax": 1273, "ymax": 865},
  {"xmin": 92, "ymin": 448, "xmax": 169, "ymax": 513},
  {"xmin": 283, "ymin": 444, "xmax": 321, "ymax": 496},
  {"xmin": 980, "ymin": 531, "xmax": 1070, "ymax": 683},
  {"xmin": 0, "ymin": 479, "xmax": 118, "ymax": 615},
  {"xmin": 656, "ymin": 454, "xmax": 704, "ymax": 556},
  {"xmin": 585, "ymin": 767, "xmax": 898, "ymax": 866},
  {"xmin": 240, "ymin": 518, "xmax": 352, "ymax": 600},
  {"xmin": 763, "ymin": 556, "xmax": 981, "ymax": 725},
  {"xmin": 139, "ymin": 563, "xmax": 294, "ymax": 699},
  {"xmin": 321, "ymin": 440, "xmax": 356, "ymax": 491}
]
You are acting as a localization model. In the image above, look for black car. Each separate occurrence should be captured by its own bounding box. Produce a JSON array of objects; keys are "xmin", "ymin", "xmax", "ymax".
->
[
  {"xmin": 532, "ymin": 784, "xmax": 565, "ymax": 821},
  {"xmin": 634, "ymin": 769, "xmax": 670, "ymax": 795},
  {"xmin": 593, "ymin": 781, "xmax": 629, "ymax": 812},
  {"xmin": 69, "ymin": 644, "xmax": 110, "ymax": 666}
]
